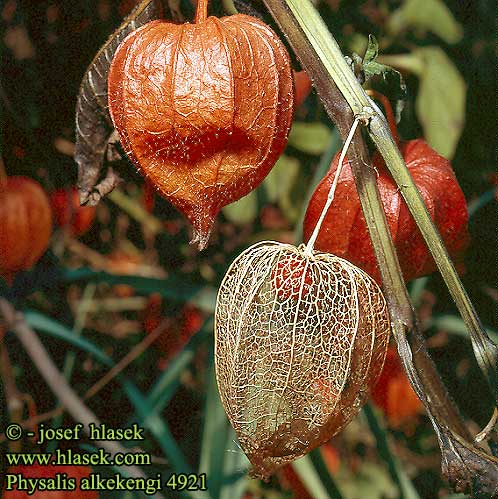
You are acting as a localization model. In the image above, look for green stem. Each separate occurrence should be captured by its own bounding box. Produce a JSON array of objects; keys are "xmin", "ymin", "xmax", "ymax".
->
[
  {"xmin": 368, "ymin": 115, "xmax": 498, "ymax": 400},
  {"xmin": 262, "ymin": 0, "xmax": 498, "ymax": 493},
  {"xmin": 48, "ymin": 284, "xmax": 96, "ymax": 453},
  {"xmin": 269, "ymin": 0, "xmax": 497, "ymax": 406},
  {"xmin": 108, "ymin": 190, "xmax": 163, "ymax": 235},
  {"xmin": 261, "ymin": 0, "xmax": 469, "ymax": 440}
]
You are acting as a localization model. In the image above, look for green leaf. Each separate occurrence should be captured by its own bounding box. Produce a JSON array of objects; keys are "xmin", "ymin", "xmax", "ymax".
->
[
  {"xmin": 308, "ymin": 448, "xmax": 343, "ymax": 499},
  {"xmin": 23, "ymin": 310, "xmax": 113, "ymax": 366},
  {"xmin": 288, "ymin": 122, "xmax": 332, "ymax": 155},
  {"xmin": 23, "ymin": 310, "xmax": 205, "ymax": 497},
  {"xmin": 293, "ymin": 454, "xmax": 340, "ymax": 499},
  {"xmin": 143, "ymin": 321, "xmax": 209, "ymax": 418},
  {"xmin": 131, "ymin": 394, "xmax": 208, "ymax": 499},
  {"xmin": 430, "ymin": 315, "xmax": 498, "ymax": 345},
  {"xmin": 220, "ymin": 426, "xmax": 249, "ymax": 499},
  {"xmin": 340, "ymin": 461, "xmax": 398, "ymax": 499},
  {"xmin": 264, "ymin": 154, "xmax": 300, "ymax": 203},
  {"xmin": 387, "ymin": 0, "xmax": 463, "ymax": 44},
  {"xmin": 363, "ymin": 34, "xmax": 379, "ymax": 66},
  {"xmin": 222, "ymin": 189, "xmax": 258, "ymax": 224},
  {"xmin": 377, "ymin": 47, "xmax": 466, "ymax": 158},
  {"xmin": 414, "ymin": 47, "xmax": 466, "ymax": 159},
  {"xmin": 199, "ymin": 362, "xmax": 231, "ymax": 498},
  {"xmin": 363, "ymin": 404, "xmax": 422, "ymax": 499},
  {"xmin": 23, "ymin": 309, "xmax": 152, "ymax": 414},
  {"xmin": 63, "ymin": 268, "xmax": 216, "ymax": 312}
]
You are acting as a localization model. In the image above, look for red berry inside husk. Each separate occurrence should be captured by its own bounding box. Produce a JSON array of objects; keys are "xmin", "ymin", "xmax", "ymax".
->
[{"xmin": 272, "ymin": 254, "xmax": 314, "ymax": 300}]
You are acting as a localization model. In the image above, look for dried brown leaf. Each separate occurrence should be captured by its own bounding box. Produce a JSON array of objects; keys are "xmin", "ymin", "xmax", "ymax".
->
[
  {"xmin": 75, "ymin": 0, "xmax": 163, "ymax": 206},
  {"xmin": 440, "ymin": 428, "xmax": 498, "ymax": 498}
]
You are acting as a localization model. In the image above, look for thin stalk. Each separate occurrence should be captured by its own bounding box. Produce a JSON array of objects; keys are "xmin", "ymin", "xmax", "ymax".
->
[
  {"xmin": 0, "ymin": 343, "xmax": 24, "ymax": 452},
  {"xmin": 48, "ymin": 283, "xmax": 96, "ymax": 453},
  {"xmin": 195, "ymin": 0, "xmax": 209, "ymax": 23},
  {"xmin": 279, "ymin": 0, "xmax": 498, "ymax": 404},
  {"xmin": 304, "ymin": 117, "xmax": 360, "ymax": 256}
]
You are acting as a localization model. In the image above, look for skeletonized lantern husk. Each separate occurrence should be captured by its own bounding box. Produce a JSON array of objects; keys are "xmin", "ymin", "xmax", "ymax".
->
[
  {"xmin": 108, "ymin": 12, "xmax": 294, "ymax": 250},
  {"xmin": 215, "ymin": 241, "xmax": 391, "ymax": 479}
]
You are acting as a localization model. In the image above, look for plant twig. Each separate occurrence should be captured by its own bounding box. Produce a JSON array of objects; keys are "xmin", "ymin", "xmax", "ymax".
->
[
  {"xmin": 304, "ymin": 117, "xmax": 361, "ymax": 256},
  {"xmin": 0, "ymin": 341, "xmax": 24, "ymax": 452},
  {"xmin": 262, "ymin": 0, "xmax": 498, "ymax": 495},
  {"xmin": 274, "ymin": 0, "xmax": 498, "ymax": 406},
  {"xmin": 0, "ymin": 318, "xmax": 170, "ymax": 443},
  {"xmin": 84, "ymin": 318, "xmax": 169, "ymax": 399},
  {"xmin": 108, "ymin": 190, "xmax": 163, "ymax": 235},
  {"xmin": 261, "ymin": 0, "xmax": 465, "ymax": 436},
  {"xmin": 0, "ymin": 298, "xmax": 164, "ymax": 496}
]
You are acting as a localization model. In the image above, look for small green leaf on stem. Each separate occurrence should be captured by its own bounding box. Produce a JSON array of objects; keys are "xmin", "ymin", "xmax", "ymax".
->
[
  {"xmin": 378, "ymin": 47, "xmax": 466, "ymax": 159},
  {"xmin": 359, "ymin": 35, "xmax": 407, "ymax": 122}
]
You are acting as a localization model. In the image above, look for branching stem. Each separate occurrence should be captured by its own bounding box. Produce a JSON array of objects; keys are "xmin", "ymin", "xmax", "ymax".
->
[
  {"xmin": 262, "ymin": 0, "xmax": 498, "ymax": 494},
  {"xmin": 277, "ymin": 0, "xmax": 498, "ymax": 405}
]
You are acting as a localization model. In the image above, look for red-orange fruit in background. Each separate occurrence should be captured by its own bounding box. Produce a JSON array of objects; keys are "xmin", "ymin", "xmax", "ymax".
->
[
  {"xmin": 4, "ymin": 464, "xmax": 97, "ymax": 498},
  {"xmin": 293, "ymin": 70, "xmax": 312, "ymax": 108},
  {"xmin": 50, "ymin": 187, "xmax": 95, "ymax": 236},
  {"xmin": 108, "ymin": 0, "xmax": 294, "ymax": 249},
  {"xmin": 371, "ymin": 345, "xmax": 423, "ymax": 426},
  {"xmin": 0, "ymin": 176, "xmax": 52, "ymax": 284},
  {"xmin": 142, "ymin": 294, "xmax": 204, "ymax": 366},
  {"xmin": 303, "ymin": 139, "xmax": 469, "ymax": 283}
]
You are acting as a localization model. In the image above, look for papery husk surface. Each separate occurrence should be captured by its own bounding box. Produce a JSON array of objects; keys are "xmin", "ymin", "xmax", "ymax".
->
[{"xmin": 108, "ymin": 15, "xmax": 294, "ymax": 249}]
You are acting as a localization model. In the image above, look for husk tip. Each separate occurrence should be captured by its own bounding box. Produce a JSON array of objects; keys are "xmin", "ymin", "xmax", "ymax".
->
[{"xmin": 189, "ymin": 227, "xmax": 212, "ymax": 251}]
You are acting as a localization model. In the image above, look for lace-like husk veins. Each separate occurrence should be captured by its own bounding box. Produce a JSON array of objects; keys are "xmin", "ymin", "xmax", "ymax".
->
[{"xmin": 214, "ymin": 241, "xmax": 391, "ymax": 479}]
